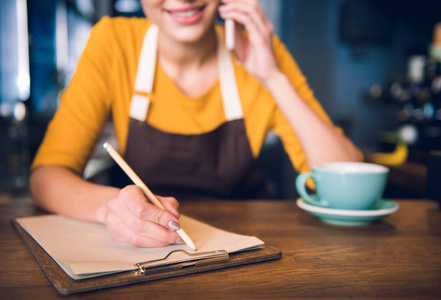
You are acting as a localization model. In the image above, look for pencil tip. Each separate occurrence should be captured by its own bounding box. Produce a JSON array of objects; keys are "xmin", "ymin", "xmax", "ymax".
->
[
  {"xmin": 188, "ymin": 239, "xmax": 198, "ymax": 251},
  {"xmin": 187, "ymin": 240, "xmax": 197, "ymax": 252},
  {"xmin": 176, "ymin": 229, "xmax": 197, "ymax": 251},
  {"xmin": 187, "ymin": 241, "xmax": 197, "ymax": 251}
]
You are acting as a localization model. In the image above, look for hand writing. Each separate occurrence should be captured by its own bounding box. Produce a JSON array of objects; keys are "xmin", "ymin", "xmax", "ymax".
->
[{"xmin": 104, "ymin": 185, "xmax": 183, "ymax": 247}]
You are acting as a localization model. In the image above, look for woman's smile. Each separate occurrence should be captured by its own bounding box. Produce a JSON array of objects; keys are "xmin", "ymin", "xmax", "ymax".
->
[{"xmin": 165, "ymin": 5, "xmax": 206, "ymax": 24}]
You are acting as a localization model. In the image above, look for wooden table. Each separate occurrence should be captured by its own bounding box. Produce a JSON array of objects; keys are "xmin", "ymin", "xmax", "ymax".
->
[{"xmin": 1, "ymin": 193, "xmax": 440, "ymax": 299}]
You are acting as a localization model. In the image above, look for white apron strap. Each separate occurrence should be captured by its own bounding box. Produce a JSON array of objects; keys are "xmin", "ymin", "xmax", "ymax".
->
[
  {"xmin": 130, "ymin": 24, "xmax": 158, "ymax": 122},
  {"xmin": 217, "ymin": 32, "xmax": 243, "ymax": 121},
  {"xmin": 130, "ymin": 24, "xmax": 243, "ymax": 122}
]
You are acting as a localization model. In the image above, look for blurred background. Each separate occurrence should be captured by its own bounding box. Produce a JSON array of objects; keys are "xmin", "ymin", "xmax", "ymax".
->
[{"xmin": 1, "ymin": 0, "xmax": 440, "ymax": 200}]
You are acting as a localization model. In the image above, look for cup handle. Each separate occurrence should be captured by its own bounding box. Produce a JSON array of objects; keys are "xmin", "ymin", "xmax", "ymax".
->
[{"xmin": 295, "ymin": 173, "xmax": 328, "ymax": 207}]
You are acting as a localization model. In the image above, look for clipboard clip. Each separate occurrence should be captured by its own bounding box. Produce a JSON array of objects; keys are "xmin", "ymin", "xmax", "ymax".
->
[{"xmin": 134, "ymin": 249, "xmax": 229, "ymax": 275}]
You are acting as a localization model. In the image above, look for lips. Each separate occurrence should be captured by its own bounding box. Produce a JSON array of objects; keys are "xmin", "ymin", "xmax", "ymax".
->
[
  {"xmin": 169, "ymin": 7, "xmax": 204, "ymax": 17},
  {"xmin": 166, "ymin": 6, "xmax": 206, "ymax": 24}
]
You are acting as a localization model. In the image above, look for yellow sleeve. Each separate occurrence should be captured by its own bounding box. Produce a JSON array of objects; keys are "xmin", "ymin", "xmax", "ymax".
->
[
  {"xmin": 31, "ymin": 17, "xmax": 116, "ymax": 174},
  {"xmin": 269, "ymin": 36, "xmax": 348, "ymax": 174}
]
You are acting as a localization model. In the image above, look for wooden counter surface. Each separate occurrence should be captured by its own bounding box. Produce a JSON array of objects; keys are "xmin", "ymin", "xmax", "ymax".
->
[{"xmin": 1, "ymin": 193, "xmax": 440, "ymax": 299}]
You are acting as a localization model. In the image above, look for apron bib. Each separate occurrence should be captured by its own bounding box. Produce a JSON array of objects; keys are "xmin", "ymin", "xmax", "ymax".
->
[{"xmin": 117, "ymin": 24, "xmax": 266, "ymax": 199}]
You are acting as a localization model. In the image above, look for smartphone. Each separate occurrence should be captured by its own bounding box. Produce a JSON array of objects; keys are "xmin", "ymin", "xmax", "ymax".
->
[{"xmin": 225, "ymin": 19, "xmax": 235, "ymax": 50}]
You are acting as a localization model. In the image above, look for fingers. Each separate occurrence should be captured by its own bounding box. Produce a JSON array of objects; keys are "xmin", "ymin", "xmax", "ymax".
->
[
  {"xmin": 119, "ymin": 186, "xmax": 178, "ymax": 229},
  {"xmin": 106, "ymin": 212, "xmax": 181, "ymax": 247},
  {"xmin": 219, "ymin": 0, "xmax": 273, "ymax": 44},
  {"xmin": 157, "ymin": 195, "xmax": 180, "ymax": 219},
  {"xmin": 105, "ymin": 185, "xmax": 182, "ymax": 247},
  {"xmin": 218, "ymin": 0, "xmax": 279, "ymax": 84}
]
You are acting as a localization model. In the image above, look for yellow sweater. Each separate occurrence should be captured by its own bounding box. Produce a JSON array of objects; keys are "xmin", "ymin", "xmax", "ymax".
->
[{"xmin": 32, "ymin": 17, "xmax": 340, "ymax": 176}]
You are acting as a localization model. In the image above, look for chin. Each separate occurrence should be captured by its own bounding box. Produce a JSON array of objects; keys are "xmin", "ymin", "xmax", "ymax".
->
[{"xmin": 171, "ymin": 26, "xmax": 212, "ymax": 44}]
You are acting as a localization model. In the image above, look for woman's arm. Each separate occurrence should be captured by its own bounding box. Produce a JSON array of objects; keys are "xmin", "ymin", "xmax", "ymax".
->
[
  {"xmin": 30, "ymin": 165, "xmax": 183, "ymax": 247},
  {"xmin": 263, "ymin": 74, "xmax": 361, "ymax": 167},
  {"xmin": 30, "ymin": 165, "xmax": 117, "ymax": 223},
  {"xmin": 219, "ymin": 0, "xmax": 361, "ymax": 168}
]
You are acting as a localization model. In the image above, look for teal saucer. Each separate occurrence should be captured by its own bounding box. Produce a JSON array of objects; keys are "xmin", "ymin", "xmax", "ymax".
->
[{"xmin": 296, "ymin": 197, "xmax": 399, "ymax": 226}]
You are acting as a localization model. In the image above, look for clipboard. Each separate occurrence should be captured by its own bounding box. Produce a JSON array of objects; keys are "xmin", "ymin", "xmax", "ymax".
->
[{"xmin": 13, "ymin": 219, "xmax": 281, "ymax": 295}]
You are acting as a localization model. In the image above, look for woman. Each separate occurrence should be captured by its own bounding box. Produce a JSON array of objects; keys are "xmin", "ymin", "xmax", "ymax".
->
[{"xmin": 30, "ymin": 0, "xmax": 361, "ymax": 247}]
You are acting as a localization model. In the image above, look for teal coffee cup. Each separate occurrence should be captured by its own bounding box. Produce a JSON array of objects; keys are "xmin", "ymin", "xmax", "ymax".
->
[{"xmin": 295, "ymin": 162, "xmax": 389, "ymax": 210}]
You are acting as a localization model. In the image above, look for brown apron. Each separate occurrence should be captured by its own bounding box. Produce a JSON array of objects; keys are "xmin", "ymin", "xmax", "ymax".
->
[{"xmin": 115, "ymin": 24, "xmax": 266, "ymax": 199}]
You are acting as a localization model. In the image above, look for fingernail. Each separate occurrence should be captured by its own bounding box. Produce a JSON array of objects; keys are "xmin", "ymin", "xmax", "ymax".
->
[
  {"xmin": 168, "ymin": 221, "xmax": 180, "ymax": 231},
  {"xmin": 176, "ymin": 237, "xmax": 185, "ymax": 244}
]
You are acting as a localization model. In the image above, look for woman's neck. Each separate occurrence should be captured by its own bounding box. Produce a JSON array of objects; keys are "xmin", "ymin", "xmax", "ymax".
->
[
  {"xmin": 157, "ymin": 27, "xmax": 219, "ymax": 97},
  {"xmin": 158, "ymin": 26, "xmax": 217, "ymax": 68}
]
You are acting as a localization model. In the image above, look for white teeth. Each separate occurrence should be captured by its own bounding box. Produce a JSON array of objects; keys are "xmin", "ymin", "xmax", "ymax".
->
[{"xmin": 171, "ymin": 9, "xmax": 199, "ymax": 18}]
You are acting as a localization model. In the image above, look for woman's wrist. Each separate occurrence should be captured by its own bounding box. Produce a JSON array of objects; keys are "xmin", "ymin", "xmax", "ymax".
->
[
  {"xmin": 94, "ymin": 187, "xmax": 119, "ymax": 224},
  {"xmin": 95, "ymin": 200, "xmax": 109, "ymax": 224},
  {"xmin": 261, "ymin": 70, "xmax": 289, "ymax": 94}
]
